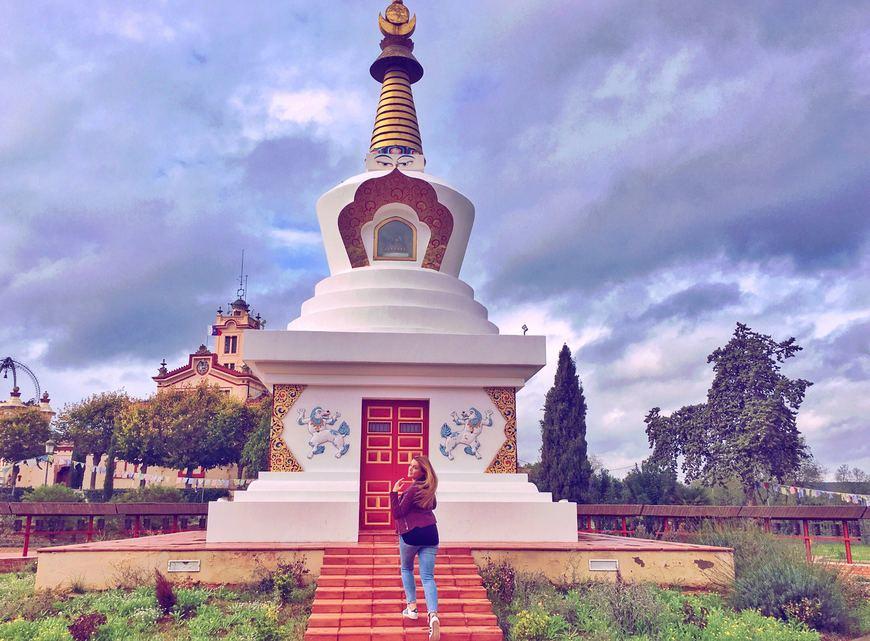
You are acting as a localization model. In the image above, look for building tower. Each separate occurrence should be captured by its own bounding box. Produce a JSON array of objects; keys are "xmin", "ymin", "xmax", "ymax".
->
[
  {"xmin": 212, "ymin": 256, "xmax": 267, "ymax": 372},
  {"xmin": 153, "ymin": 263, "xmax": 268, "ymax": 401},
  {"xmin": 207, "ymin": 0, "xmax": 577, "ymax": 543}
]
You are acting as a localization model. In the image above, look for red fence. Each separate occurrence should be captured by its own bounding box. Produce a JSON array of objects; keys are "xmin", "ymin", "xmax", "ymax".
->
[
  {"xmin": 3, "ymin": 502, "xmax": 866, "ymax": 563},
  {"xmin": 577, "ymin": 504, "xmax": 868, "ymax": 564},
  {"xmin": 0, "ymin": 502, "xmax": 209, "ymax": 556}
]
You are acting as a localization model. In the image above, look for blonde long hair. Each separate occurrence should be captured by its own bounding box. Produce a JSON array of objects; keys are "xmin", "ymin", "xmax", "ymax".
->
[{"xmin": 412, "ymin": 454, "xmax": 438, "ymax": 510}]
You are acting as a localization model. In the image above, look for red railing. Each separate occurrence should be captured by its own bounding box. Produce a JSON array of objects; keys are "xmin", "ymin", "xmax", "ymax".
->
[
  {"xmin": 3, "ymin": 501, "xmax": 865, "ymax": 564},
  {"xmin": 577, "ymin": 504, "xmax": 868, "ymax": 564},
  {"xmin": 0, "ymin": 502, "xmax": 209, "ymax": 557}
]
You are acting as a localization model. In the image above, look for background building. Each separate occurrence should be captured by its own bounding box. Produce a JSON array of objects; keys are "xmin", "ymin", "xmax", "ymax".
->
[
  {"xmin": 78, "ymin": 288, "xmax": 270, "ymax": 491},
  {"xmin": 153, "ymin": 293, "xmax": 268, "ymax": 402}
]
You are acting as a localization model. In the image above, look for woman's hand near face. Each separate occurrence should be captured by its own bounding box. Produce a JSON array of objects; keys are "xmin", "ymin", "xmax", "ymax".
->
[{"xmin": 392, "ymin": 478, "xmax": 407, "ymax": 492}]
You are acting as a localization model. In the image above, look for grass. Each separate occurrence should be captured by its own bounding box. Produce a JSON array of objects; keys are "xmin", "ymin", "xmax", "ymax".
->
[
  {"xmin": 785, "ymin": 541, "xmax": 870, "ymax": 564},
  {"xmin": 0, "ymin": 567, "xmax": 314, "ymax": 641}
]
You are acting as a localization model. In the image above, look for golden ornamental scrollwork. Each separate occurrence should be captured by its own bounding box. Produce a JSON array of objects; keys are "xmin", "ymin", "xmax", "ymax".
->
[
  {"xmin": 484, "ymin": 387, "xmax": 518, "ymax": 474},
  {"xmin": 269, "ymin": 384, "xmax": 306, "ymax": 472}
]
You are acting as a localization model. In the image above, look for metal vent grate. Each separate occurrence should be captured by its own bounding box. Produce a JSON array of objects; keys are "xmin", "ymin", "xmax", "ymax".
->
[{"xmin": 588, "ymin": 559, "xmax": 619, "ymax": 572}]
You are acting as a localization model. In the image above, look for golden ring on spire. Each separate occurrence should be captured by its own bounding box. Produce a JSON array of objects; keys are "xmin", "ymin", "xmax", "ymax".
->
[{"xmin": 379, "ymin": 12, "xmax": 415, "ymax": 37}]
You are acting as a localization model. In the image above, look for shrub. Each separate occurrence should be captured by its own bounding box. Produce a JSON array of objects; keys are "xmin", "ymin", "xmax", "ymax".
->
[
  {"xmin": 109, "ymin": 562, "xmax": 152, "ymax": 590},
  {"xmin": 510, "ymin": 607, "xmax": 569, "ymax": 641},
  {"xmin": 250, "ymin": 604, "xmax": 283, "ymax": 641},
  {"xmin": 694, "ymin": 523, "xmax": 858, "ymax": 634},
  {"xmin": 67, "ymin": 612, "xmax": 107, "ymax": 641},
  {"xmin": 111, "ymin": 486, "xmax": 183, "ymax": 503},
  {"xmin": 22, "ymin": 485, "xmax": 84, "ymax": 502},
  {"xmin": 586, "ymin": 581, "xmax": 664, "ymax": 639},
  {"xmin": 154, "ymin": 570, "xmax": 177, "ymax": 616},
  {"xmin": 693, "ymin": 522, "xmax": 783, "ymax": 580},
  {"xmin": 479, "ymin": 557, "xmax": 516, "ymax": 607},
  {"xmin": 732, "ymin": 555, "xmax": 857, "ymax": 633},
  {"xmin": 0, "ymin": 487, "xmax": 26, "ymax": 502},
  {"xmin": 680, "ymin": 598, "xmax": 710, "ymax": 629},
  {"xmin": 271, "ymin": 557, "xmax": 310, "ymax": 605}
]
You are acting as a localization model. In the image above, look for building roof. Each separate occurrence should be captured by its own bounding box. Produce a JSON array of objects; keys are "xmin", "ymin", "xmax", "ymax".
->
[{"xmin": 153, "ymin": 351, "xmax": 262, "ymax": 384}]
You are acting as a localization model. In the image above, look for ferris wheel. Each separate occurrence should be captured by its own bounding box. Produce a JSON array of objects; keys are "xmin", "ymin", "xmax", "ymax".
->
[{"xmin": 0, "ymin": 357, "xmax": 42, "ymax": 404}]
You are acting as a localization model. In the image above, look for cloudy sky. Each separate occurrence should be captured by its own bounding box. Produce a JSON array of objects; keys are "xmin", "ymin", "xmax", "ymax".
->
[{"xmin": 3, "ymin": 1, "xmax": 868, "ymax": 477}]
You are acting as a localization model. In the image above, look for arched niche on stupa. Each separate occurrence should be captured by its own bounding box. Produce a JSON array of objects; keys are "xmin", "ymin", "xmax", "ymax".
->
[
  {"xmin": 360, "ymin": 204, "xmax": 431, "ymax": 268},
  {"xmin": 336, "ymin": 169, "xmax": 454, "ymax": 271}
]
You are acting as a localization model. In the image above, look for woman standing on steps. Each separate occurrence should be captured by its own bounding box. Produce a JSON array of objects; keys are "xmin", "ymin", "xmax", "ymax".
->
[{"xmin": 391, "ymin": 454, "xmax": 440, "ymax": 641}]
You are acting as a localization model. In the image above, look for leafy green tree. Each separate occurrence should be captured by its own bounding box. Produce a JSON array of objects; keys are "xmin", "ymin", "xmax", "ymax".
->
[
  {"xmin": 522, "ymin": 460, "xmax": 543, "ymax": 489},
  {"xmin": 622, "ymin": 459, "xmax": 679, "ymax": 504},
  {"xmin": 834, "ymin": 464, "xmax": 852, "ymax": 483},
  {"xmin": 787, "ymin": 443, "xmax": 827, "ymax": 485},
  {"xmin": 55, "ymin": 391, "xmax": 130, "ymax": 490},
  {"xmin": 240, "ymin": 402, "xmax": 273, "ymax": 477},
  {"xmin": 539, "ymin": 344, "xmax": 592, "ymax": 502},
  {"xmin": 212, "ymin": 397, "xmax": 269, "ymax": 479},
  {"xmin": 646, "ymin": 323, "xmax": 812, "ymax": 503},
  {"xmin": 110, "ymin": 485, "xmax": 183, "ymax": 503},
  {"xmin": 122, "ymin": 385, "xmax": 223, "ymax": 477},
  {"xmin": 586, "ymin": 468, "xmax": 625, "ymax": 503},
  {"xmin": 117, "ymin": 383, "xmax": 263, "ymax": 480},
  {"xmin": 22, "ymin": 484, "xmax": 84, "ymax": 502},
  {"xmin": 621, "ymin": 458, "xmax": 710, "ymax": 505},
  {"xmin": 0, "ymin": 407, "xmax": 53, "ymax": 489},
  {"xmin": 115, "ymin": 400, "xmax": 171, "ymax": 485}
]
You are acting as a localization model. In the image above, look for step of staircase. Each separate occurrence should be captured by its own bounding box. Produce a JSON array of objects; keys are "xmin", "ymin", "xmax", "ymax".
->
[{"xmin": 304, "ymin": 539, "xmax": 503, "ymax": 641}]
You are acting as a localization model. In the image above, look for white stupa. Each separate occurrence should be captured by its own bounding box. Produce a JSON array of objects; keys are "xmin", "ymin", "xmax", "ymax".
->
[{"xmin": 207, "ymin": 0, "xmax": 577, "ymax": 543}]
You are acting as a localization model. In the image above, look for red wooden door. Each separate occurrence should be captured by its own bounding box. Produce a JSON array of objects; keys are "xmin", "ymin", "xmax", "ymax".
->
[{"xmin": 359, "ymin": 399, "xmax": 428, "ymax": 531}]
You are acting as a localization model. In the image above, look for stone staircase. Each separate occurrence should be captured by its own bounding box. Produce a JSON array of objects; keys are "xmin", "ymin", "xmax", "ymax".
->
[{"xmin": 305, "ymin": 532, "xmax": 503, "ymax": 641}]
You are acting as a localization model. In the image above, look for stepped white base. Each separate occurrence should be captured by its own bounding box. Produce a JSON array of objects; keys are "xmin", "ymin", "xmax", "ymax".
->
[
  {"xmin": 207, "ymin": 500, "xmax": 359, "ymax": 543},
  {"xmin": 206, "ymin": 472, "xmax": 578, "ymax": 543}
]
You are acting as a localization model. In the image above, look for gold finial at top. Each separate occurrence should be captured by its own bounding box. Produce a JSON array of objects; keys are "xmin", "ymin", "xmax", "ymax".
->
[{"xmin": 379, "ymin": 0, "xmax": 416, "ymax": 37}]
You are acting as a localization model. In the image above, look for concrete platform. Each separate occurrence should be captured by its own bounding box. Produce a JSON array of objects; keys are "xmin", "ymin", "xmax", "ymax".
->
[
  {"xmin": 0, "ymin": 549, "xmax": 36, "ymax": 572},
  {"xmin": 35, "ymin": 530, "xmax": 734, "ymax": 590}
]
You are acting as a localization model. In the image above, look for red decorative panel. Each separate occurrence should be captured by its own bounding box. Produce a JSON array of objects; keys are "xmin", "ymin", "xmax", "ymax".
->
[
  {"xmin": 359, "ymin": 399, "xmax": 429, "ymax": 531},
  {"xmin": 337, "ymin": 169, "xmax": 454, "ymax": 271},
  {"xmin": 368, "ymin": 406, "xmax": 392, "ymax": 419}
]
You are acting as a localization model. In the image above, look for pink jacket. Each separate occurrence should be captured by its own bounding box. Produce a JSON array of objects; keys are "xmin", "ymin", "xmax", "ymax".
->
[{"xmin": 390, "ymin": 483, "xmax": 437, "ymax": 535}]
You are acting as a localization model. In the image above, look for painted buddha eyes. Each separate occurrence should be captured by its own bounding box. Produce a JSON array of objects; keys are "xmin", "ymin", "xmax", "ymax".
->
[{"xmin": 374, "ymin": 154, "xmax": 416, "ymax": 168}]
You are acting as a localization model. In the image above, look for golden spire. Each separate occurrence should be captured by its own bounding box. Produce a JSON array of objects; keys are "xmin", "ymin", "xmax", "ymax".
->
[{"xmin": 369, "ymin": 1, "xmax": 424, "ymax": 155}]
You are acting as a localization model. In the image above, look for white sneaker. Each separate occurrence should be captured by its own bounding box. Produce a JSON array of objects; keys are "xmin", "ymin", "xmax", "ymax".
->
[
  {"xmin": 402, "ymin": 605, "xmax": 419, "ymax": 620},
  {"xmin": 428, "ymin": 613, "xmax": 440, "ymax": 641}
]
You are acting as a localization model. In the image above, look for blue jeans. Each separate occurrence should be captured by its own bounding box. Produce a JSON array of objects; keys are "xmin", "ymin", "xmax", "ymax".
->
[{"xmin": 399, "ymin": 537, "xmax": 438, "ymax": 613}]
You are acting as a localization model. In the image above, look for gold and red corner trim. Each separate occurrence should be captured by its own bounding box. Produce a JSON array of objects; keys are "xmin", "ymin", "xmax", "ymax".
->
[
  {"xmin": 269, "ymin": 384, "xmax": 306, "ymax": 472},
  {"xmin": 485, "ymin": 387, "xmax": 518, "ymax": 474}
]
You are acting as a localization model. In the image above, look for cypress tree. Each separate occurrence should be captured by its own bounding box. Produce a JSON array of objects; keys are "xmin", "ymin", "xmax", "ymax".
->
[{"xmin": 539, "ymin": 344, "xmax": 592, "ymax": 502}]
